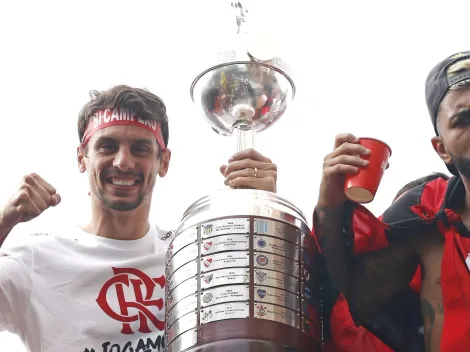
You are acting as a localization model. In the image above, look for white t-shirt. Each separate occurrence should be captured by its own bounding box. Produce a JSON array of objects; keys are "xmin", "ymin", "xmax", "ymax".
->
[{"xmin": 0, "ymin": 224, "xmax": 174, "ymax": 352}]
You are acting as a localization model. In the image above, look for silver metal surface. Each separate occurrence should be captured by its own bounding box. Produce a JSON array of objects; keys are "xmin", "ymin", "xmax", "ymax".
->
[
  {"xmin": 168, "ymin": 277, "xmax": 198, "ymax": 310},
  {"xmin": 179, "ymin": 189, "xmax": 309, "ymax": 233},
  {"xmin": 254, "ymin": 235, "xmax": 299, "ymax": 259},
  {"xmin": 168, "ymin": 226, "xmax": 198, "ymax": 259},
  {"xmin": 201, "ymin": 218, "xmax": 250, "ymax": 239},
  {"xmin": 254, "ymin": 285, "xmax": 299, "ymax": 312},
  {"xmin": 190, "ymin": 0, "xmax": 295, "ymax": 140},
  {"xmin": 191, "ymin": 62, "xmax": 293, "ymax": 137},
  {"xmin": 167, "ymin": 294, "xmax": 198, "ymax": 328},
  {"xmin": 201, "ymin": 267, "xmax": 250, "ymax": 290},
  {"xmin": 167, "ymin": 311, "xmax": 198, "ymax": 345},
  {"xmin": 200, "ymin": 302, "xmax": 250, "ymax": 324},
  {"xmin": 254, "ymin": 252, "xmax": 299, "ymax": 277},
  {"xmin": 167, "ymin": 329, "xmax": 197, "ymax": 352},
  {"xmin": 254, "ymin": 303, "xmax": 299, "ymax": 329},
  {"xmin": 167, "ymin": 260, "xmax": 198, "ymax": 292},
  {"xmin": 167, "ymin": 245, "xmax": 199, "ymax": 277},
  {"xmin": 200, "ymin": 251, "xmax": 250, "ymax": 273},
  {"xmin": 254, "ymin": 269, "xmax": 298, "ymax": 294},
  {"xmin": 254, "ymin": 218, "xmax": 300, "ymax": 244},
  {"xmin": 201, "ymin": 234, "xmax": 249, "ymax": 255},
  {"xmin": 200, "ymin": 284, "xmax": 250, "ymax": 307}
]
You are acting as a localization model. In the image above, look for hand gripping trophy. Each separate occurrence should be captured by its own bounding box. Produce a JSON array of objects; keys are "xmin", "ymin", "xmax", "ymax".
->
[{"xmin": 164, "ymin": 2, "xmax": 321, "ymax": 351}]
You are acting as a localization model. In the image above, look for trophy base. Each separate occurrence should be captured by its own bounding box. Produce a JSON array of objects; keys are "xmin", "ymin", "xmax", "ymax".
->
[
  {"xmin": 185, "ymin": 339, "xmax": 314, "ymax": 352},
  {"xmin": 179, "ymin": 320, "xmax": 321, "ymax": 352},
  {"xmin": 166, "ymin": 191, "xmax": 321, "ymax": 352}
]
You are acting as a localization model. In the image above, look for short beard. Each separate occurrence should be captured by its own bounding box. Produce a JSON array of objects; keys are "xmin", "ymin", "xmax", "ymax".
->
[
  {"xmin": 96, "ymin": 189, "xmax": 147, "ymax": 211},
  {"xmin": 450, "ymin": 153, "xmax": 470, "ymax": 179}
]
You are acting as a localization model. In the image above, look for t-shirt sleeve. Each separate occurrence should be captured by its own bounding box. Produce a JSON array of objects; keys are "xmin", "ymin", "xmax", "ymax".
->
[{"xmin": 0, "ymin": 238, "xmax": 33, "ymax": 333}]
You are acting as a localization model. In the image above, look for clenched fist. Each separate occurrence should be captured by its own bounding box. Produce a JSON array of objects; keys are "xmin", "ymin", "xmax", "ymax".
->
[{"xmin": 0, "ymin": 173, "xmax": 61, "ymax": 233}]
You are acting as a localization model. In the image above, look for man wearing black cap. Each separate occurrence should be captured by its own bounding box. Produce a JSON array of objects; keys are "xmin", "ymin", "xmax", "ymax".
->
[
  {"xmin": 313, "ymin": 51, "xmax": 470, "ymax": 352},
  {"xmin": 426, "ymin": 51, "xmax": 470, "ymax": 177}
]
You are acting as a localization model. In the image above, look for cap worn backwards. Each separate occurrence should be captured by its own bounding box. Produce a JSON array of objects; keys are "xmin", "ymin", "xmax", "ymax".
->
[{"xmin": 425, "ymin": 51, "xmax": 470, "ymax": 176}]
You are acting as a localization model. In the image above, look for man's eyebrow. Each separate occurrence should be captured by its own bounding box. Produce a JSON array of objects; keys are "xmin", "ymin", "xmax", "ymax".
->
[
  {"xmin": 133, "ymin": 139, "xmax": 154, "ymax": 145},
  {"xmin": 93, "ymin": 136, "xmax": 116, "ymax": 145},
  {"xmin": 449, "ymin": 108, "xmax": 470, "ymax": 122}
]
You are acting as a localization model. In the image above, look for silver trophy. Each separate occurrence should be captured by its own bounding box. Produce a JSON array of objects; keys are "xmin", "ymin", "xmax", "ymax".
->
[{"xmin": 165, "ymin": 2, "xmax": 321, "ymax": 351}]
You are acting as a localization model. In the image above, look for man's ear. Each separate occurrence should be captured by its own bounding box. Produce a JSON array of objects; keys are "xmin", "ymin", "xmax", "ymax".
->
[
  {"xmin": 77, "ymin": 146, "xmax": 87, "ymax": 173},
  {"xmin": 431, "ymin": 136, "xmax": 452, "ymax": 165},
  {"xmin": 158, "ymin": 149, "xmax": 171, "ymax": 177}
]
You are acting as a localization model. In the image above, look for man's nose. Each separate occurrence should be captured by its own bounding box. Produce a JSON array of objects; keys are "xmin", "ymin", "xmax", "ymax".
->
[{"xmin": 113, "ymin": 147, "xmax": 135, "ymax": 171}]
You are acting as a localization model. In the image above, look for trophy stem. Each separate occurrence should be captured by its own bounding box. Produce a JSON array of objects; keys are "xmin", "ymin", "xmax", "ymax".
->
[{"xmin": 233, "ymin": 120, "xmax": 255, "ymax": 152}]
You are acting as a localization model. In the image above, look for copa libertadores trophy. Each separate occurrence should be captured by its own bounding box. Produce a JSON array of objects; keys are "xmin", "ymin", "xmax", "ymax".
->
[{"xmin": 164, "ymin": 2, "xmax": 321, "ymax": 351}]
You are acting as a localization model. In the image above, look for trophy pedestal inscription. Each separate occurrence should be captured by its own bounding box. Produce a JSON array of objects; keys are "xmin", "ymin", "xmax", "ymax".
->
[{"xmin": 165, "ymin": 190, "xmax": 321, "ymax": 352}]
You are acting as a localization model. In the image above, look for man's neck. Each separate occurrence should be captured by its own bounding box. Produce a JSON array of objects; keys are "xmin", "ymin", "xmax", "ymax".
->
[{"xmin": 82, "ymin": 200, "xmax": 151, "ymax": 241}]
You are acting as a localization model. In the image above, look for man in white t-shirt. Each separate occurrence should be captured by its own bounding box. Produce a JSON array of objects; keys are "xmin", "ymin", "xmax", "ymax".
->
[{"xmin": 0, "ymin": 85, "xmax": 279, "ymax": 352}]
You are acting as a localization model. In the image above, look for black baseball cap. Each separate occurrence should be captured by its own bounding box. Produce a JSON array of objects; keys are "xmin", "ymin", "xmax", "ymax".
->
[{"xmin": 425, "ymin": 51, "xmax": 470, "ymax": 176}]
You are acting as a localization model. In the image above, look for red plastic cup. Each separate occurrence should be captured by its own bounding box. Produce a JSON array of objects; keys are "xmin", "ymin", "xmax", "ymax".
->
[{"xmin": 344, "ymin": 137, "xmax": 392, "ymax": 204}]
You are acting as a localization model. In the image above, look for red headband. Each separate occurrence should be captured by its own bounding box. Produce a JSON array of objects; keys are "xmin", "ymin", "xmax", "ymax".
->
[{"xmin": 81, "ymin": 108, "xmax": 166, "ymax": 151}]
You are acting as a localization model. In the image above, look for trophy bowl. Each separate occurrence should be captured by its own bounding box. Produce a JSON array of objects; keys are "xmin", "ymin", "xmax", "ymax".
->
[
  {"xmin": 189, "ymin": 0, "xmax": 295, "ymax": 150},
  {"xmin": 190, "ymin": 56, "xmax": 295, "ymax": 137}
]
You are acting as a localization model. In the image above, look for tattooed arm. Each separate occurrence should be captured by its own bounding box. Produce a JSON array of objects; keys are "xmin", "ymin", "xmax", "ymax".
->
[
  {"xmin": 420, "ymin": 298, "xmax": 435, "ymax": 350},
  {"xmin": 315, "ymin": 204, "xmax": 420, "ymax": 325},
  {"xmin": 420, "ymin": 296, "xmax": 444, "ymax": 351}
]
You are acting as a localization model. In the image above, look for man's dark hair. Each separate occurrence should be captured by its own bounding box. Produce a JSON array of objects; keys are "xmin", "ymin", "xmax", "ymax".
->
[
  {"xmin": 77, "ymin": 85, "xmax": 169, "ymax": 149},
  {"xmin": 393, "ymin": 172, "xmax": 449, "ymax": 203}
]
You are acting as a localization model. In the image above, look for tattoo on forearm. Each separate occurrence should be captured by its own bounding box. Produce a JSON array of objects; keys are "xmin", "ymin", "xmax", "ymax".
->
[{"xmin": 421, "ymin": 298, "xmax": 435, "ymax": 352}]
